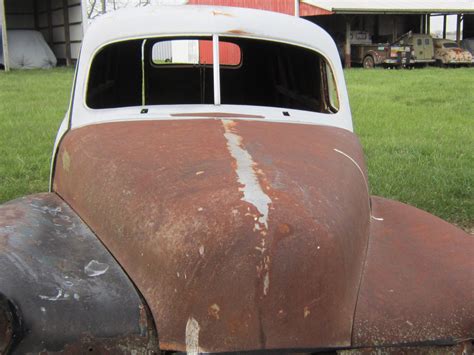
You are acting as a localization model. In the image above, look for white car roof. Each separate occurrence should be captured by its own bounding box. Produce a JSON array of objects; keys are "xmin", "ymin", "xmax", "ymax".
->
[{"xmin": 68, "ymin": 5, "xmax": 352, "ymax": 131}]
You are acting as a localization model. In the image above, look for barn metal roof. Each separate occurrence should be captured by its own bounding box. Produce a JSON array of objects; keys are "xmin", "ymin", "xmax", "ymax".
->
[{"xmin": 302, "ymin": 0, "xmax": 474, "ymax": 14}]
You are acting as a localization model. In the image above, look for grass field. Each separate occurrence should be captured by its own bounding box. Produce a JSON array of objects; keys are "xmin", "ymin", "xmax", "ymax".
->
[{"xmin": 0, "ymin": 67, "xmax": 473, "ymax": 229}]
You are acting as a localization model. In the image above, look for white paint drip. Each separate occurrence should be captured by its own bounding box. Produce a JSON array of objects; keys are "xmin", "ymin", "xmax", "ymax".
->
[
  {"xmin": 185, "ymin": 317, "xmax": 200, "ymax": 355},
  {"xmin": 263, "ymin": 272, "xmax": 270, "ymax": 296},
  {"xmin": 371, "ymin": 215, "xmax": 384, "ymax": 221},
  {"xmin": 222, "ymin": 120, "xmax": 272, "ymax": 229}
]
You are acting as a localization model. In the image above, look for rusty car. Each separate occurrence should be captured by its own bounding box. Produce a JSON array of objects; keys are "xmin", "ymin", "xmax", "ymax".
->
[
  {"xmin": 434, "ymin": 38, "xmax": 473, "ymax": 66},
  {"xmin": 1, "ymin": 5, "xmax": 473, "ymax": 354}
]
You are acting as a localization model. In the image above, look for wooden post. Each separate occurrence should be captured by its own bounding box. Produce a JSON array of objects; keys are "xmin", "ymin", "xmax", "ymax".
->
[
  {"xmin": 33, "ymin": 0, "xmax": 39, "ymax": 31},
  {"xmin": 46, "ymin": 0, "xmax": 53, "ymax": 45},
  {"xmin": 62, "ymin": 0, "xmax": 72, "ymax": 66},
  {"xmin": 0, "ymin": 0, "xmax": 10, "ymax": 71},
  {"xmin": 345, "ymin": 17, "xmax": 351, "ymax": 68},
  {"xmin": 427, "ymin": 14, "xmax": 430, "ymax": 35},
  {"xmin": 456, "ymin": 14, "xmax": 462, "ymax": 45},
  {"xmin": 443, "ymin": 15, "xmax": 447, "ymax": 39}
]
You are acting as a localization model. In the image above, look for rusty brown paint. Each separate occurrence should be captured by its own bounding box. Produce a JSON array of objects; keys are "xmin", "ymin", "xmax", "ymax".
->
[
  {"xmin": 353, "ymin": 196, "xmax": 474, "ymax": 347},
  {"xmin": 171, "ymin": 112, "xmax": 264, "ymax": 118},
  {"xmin": 53, "ymin": 119, "xmax": 370, "ymax": 352},
  {"xmin": 227, "ymin": 29, "xmax": 251, "ymax": 36}
]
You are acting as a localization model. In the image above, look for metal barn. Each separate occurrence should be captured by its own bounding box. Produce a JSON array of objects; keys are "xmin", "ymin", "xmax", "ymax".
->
[{"xmin": 0, "ymin": 0, "xmax": 85, "ymax": 71}]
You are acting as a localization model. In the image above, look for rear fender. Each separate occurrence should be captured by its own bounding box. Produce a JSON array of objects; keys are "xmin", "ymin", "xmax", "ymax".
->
[
  {"xmin": 353, "ymin": 196, "xmax": 474, "ymax": 349},
  {"xmin": 0, "ymin": 193, "xmax": 158, "ymax": 353}
]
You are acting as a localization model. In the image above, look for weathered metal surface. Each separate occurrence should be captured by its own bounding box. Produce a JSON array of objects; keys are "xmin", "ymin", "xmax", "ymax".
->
[
  {"xmin": 353, "ymin": 196, "xmax": 474, "ymax": 348},
  {"xmin": 339, "ymin": 340, "xmax": 473, "ymax": 355},
  {"xmin": 53, "ymin": 119, "xmax": 370, "ymax": 353},
  {"xmin": 0, "ymin": 193, "xmax": 158, "ymax": 354}
]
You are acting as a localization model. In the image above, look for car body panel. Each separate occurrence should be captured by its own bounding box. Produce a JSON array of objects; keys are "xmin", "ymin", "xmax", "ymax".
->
[
  {"xmin": 0, "ymin": 193, "xmax": 157, "ymax": 353},
  {"xmin": 53, "ymin": 119, "xmax": 370, "ymax": 352},
  {"xmin": 353, "ymin": 196, "xmax": 474, "ymax": 347}
]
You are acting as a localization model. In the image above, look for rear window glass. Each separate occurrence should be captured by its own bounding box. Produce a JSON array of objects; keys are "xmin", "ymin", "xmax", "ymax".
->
[
  {"xmin": 86, "ymin": 36, "xmax": 338, "ymax": 114},
  {"xmin": 443, "ymin": 42, "xmax": 458, "ymax": 48}
]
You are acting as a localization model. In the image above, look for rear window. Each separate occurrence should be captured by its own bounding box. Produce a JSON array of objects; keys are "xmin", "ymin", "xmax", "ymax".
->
[
  {"xmin": 86, "ymin": 36, "xmax": 339, "ymax": 114},
  {"xmin": 443, "ymin": 42, "xmax": 458, "ymax": 49}
]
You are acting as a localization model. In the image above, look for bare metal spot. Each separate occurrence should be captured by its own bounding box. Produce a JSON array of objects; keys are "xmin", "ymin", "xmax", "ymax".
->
[
  {"xmin": 84, "ymin": 260, "xmax": 109, "ymax": 277},
  {"xmin": 208, "ymin": 303, "xmax": 221, "ymax": 320},
  {"xmin": 62, "ymin": 150, "xmax": 71, "ymax": 172},
  {"xmin": 198, "ymin": 245, "xmax": 205, "ymax": 257},
  {"xmin": 185, "ymin": 317, "xmax": 200, "ymax": 355},
  {"xmin": 196, "ymin": 171, "xmax": 204, "ymax": 175},
  {"xmin": 304, "ymin": 307, "xmax": 311, "ymax": 318}
]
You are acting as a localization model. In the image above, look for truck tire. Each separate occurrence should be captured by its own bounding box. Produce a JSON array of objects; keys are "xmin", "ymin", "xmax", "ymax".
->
[{"xmin": 363, "ymin": 56, "xmax": 375, "ymax": 69}]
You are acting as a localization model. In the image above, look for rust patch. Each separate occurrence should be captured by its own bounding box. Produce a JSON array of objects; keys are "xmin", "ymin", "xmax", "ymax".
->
[
  {"xmin": 211, "ymin": 10, "xmax": 234, "ymax": 17},
  {"xmin": 227, "ymin": 29, "xmax": 251, "ymax": 36}
]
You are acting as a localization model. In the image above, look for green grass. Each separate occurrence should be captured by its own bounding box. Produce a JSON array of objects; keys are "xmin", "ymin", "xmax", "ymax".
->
[
  {"xmin": 346, "ymin": 68, "xmax": 473, "ymax": 229},
  {"xmin": 0, "ymin": 67, "xmax": 472, "ymax": 228},
  {"xmin": 0, "ymin": 68, "xmax": 73, "ymax": 202}
]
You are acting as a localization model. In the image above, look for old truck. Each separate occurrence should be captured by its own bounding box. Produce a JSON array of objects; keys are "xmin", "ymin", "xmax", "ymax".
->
[
  {"xmin": 1, "ymin": 5, "xmax": 473, "ymax": 354},
  {"xmin": 393, "ymin": 32, "xmax": 436, "ymax": 66},
  {"xmin": 349, "ymin": 31, "xmax": 413, "ymax": 68}
]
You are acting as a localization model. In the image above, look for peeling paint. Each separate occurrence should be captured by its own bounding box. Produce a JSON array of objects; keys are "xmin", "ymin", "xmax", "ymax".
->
[
  {"xmin": 208, "ymin": 304, "xmax": 220, "ymax": 320},
  {"xmin": 304, "ymin": 307, "xmax": 310, "ymax": 318},
  {"xmin": 263, "ymin": 272, "xmax": 270, "ymax": 296},
  {"xmin": 39, "ymin": 288, "xmax": 63, "ymax": 301},
  {"xmin": 62, "ymin": 150, "xmax": 71, "ymax": 172},
  {"xmin": 84, "ymin": 260, "xmax": 109, "ymax": 277},
  {"xmin": 222, "ymin": 120, "xmax": 272, "ymax": 229},
  {"xmin": 185, "ymin": 317, "xmax": 200, "ymax": 355}
]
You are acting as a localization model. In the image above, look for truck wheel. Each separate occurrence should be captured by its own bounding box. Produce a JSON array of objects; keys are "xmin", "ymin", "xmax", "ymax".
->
[{"xmin": 363, "ymin": 56, "xmax": 375, "ymax": 69}]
